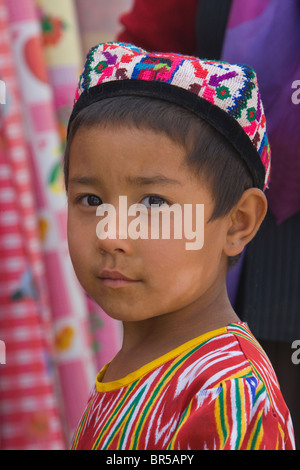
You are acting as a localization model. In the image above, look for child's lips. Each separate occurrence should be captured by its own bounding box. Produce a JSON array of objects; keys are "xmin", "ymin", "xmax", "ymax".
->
[{"xmin": 97, "ymin": 269, "xmax": 141, "ymax": 287}]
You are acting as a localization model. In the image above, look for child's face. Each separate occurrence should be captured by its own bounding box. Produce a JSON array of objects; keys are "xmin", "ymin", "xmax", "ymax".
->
[{"xmin": 67, "ymin": 124, "xmax": 231, "ymax": 323}]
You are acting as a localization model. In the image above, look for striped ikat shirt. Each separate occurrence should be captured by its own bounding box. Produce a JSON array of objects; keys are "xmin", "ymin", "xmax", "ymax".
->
[{"xmin": 71, "ymin": 323, "xmax": 295, "ymax": 450}]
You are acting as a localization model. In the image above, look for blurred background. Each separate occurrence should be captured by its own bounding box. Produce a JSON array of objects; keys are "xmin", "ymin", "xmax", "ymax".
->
[{"xmin": 0, "ymin": 0, "xmax": 299, "ymax": 450}]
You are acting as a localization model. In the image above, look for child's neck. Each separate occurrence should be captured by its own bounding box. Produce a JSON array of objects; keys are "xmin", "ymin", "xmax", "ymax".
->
[{"xmin": 101, "ymin": 289, "xmax": 239, "ymax": 383}]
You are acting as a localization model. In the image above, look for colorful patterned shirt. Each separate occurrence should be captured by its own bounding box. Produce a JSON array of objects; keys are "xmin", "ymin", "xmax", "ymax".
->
[{"xmin": 71, "ymin": 323, "xmax": 295, "ymax": 450}]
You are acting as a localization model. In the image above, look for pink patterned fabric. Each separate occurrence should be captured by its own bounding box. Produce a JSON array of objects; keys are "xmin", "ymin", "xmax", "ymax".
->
[{"xmin": 0, "ymin": 0, "xmax": 65, "ymax": 449}]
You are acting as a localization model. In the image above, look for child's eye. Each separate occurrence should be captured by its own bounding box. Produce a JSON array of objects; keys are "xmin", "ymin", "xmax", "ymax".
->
[
  {"xmin": 141, "ymin": 195, "xmax": 169, "ymax": 208},
  {"xmin": 79, "ymin": 194, "xmax": 103, "ymax": 206}
]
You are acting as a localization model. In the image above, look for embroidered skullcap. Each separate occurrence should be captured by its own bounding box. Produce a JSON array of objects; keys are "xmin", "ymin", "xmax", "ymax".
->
[{"xmin": 68, "ymin": 42, "xmax": 271, "ymax": 190}]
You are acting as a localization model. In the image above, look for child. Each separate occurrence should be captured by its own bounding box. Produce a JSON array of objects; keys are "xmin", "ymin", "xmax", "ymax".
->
[{"xmin": 65, "ymin": 42, "xmax": 295, "ymax": 450}]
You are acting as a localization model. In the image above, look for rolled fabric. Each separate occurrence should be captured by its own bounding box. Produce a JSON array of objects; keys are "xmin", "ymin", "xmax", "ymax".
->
[{"xmin": 0, "ymin": 0, "xmax": 65, "ymax": 449}]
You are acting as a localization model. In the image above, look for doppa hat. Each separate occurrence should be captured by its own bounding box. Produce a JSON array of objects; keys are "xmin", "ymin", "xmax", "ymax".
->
[{"xmin": 68, "ymin": 42, "xmax": 271, "ymax": 190}]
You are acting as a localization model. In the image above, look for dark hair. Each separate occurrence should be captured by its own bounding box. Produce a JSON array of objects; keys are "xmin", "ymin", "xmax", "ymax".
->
[{"xmin": 64, "ymin": 96, "xmax": 253, "ymax": 266}]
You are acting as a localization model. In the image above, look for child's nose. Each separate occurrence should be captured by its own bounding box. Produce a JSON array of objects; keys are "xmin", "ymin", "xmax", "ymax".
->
[
  {"xmin": 95, "ymin": 205, "xmax": 134, "ymax": 255},
  {"xmin": 96, "ymin": 238, "xmax": 133, "ymax": 255},
  {"xmin": 95, "ymin": 231, "xmax": 134, "ymax": 255}
]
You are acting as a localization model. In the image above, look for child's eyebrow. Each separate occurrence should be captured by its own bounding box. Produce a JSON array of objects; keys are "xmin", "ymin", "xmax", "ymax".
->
[
  {"xmin": 68, "ymin": 175, "xmax": 181, "ymax": 187},
  {"xmin": 125, "ymin": 175, "xmax": 181, "ymax": 186},
  {"xmin": 68, "ymin": 176, "xmax": 100, "ymax": 187}
]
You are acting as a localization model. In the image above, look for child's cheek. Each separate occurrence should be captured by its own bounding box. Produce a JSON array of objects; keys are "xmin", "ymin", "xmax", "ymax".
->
[{"xmin": 67, "ymin": 214, "xmax": 89, "ymax": 268}]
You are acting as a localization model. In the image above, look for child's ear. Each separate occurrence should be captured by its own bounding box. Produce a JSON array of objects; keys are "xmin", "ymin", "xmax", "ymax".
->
[{"xmin": 224, "ymin": 188, "xmax": 267, "ymax": 257}]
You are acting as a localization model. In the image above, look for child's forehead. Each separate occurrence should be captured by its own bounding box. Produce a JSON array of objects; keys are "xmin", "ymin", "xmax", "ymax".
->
[
  {"xmin": 72, "ymin": 119, "xmax": 189, "ymax": 158},
  {"xmin": 71, "ymin": 123, "xmax": 186, "ymax": 165},
  {"xmin": 69, "ymin": 124, "xmax": 202, "ymax": 186}
]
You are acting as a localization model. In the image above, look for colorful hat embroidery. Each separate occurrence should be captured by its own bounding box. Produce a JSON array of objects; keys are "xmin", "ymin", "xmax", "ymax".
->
[{"xmin": 68, "ymin": 42, "xmax": 271, "ymax": 190}]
